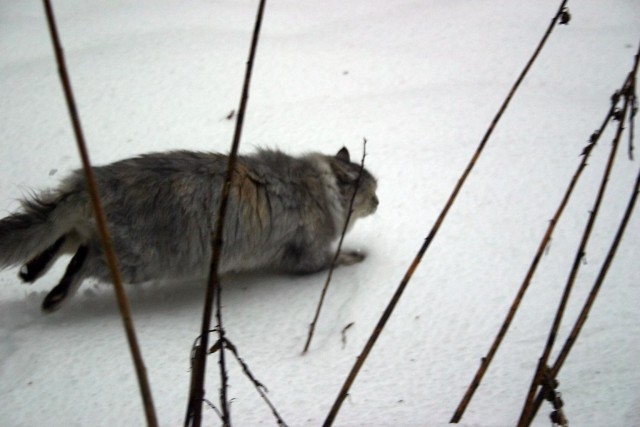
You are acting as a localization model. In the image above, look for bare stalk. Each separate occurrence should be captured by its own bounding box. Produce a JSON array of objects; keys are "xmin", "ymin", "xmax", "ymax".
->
[
  {"xmin": 629, "ymin": 72, "xmax": 638, "ymax": 160},
  {"xmin": 323, "ymin": 2, "xmax": 569, "ymax": 425},
  {"xmin": 522, "ymin": 42, "xmax": 640, "ymax": 427},
  {"xmin": 517, "ymin": 68, "xmax": 633, "ymax": 427},
  {"xmin": 302, "ymin": 139, "xmax": 367, "ymax": 354},
  {"xmin": 184, "ymin": 0, "xmax": 267, "ymax": 426},
  {"xmin": 528, "ymin": 158, "xmax": 640, "ymax": 424},
  {"xmin": 42, "ymin": 1, "xmax": 157, "ymax": 425},
  {"xmin": 451, "ymin": 73, "xmax": 632, "ymax": 425},
  {"xmin": 184, "ymin": 343, "xmax": 208, "ymax": 423}
]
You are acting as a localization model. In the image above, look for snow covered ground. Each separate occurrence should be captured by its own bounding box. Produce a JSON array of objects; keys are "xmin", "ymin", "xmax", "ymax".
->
[{"xmin": 1, "ymin": 1, "xmax": 639, "ymax": 426}]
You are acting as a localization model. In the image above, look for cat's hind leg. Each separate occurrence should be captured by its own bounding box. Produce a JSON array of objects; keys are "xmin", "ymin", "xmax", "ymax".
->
[
  {"xmin": 41, "ymin": 245, "xmax": 88, "ymax": 313},
  {"xmin": 19, "ymin": 235, "xmax": 67, "ymax": 283}
]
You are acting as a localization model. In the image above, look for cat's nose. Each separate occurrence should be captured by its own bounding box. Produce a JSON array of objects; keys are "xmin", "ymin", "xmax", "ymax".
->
[{"xmin": 372, "ymin": 195, "xmax": 379, "ymax": 207}]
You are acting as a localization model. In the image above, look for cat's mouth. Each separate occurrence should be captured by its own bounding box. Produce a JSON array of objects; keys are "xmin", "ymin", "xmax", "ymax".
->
[
  {"xmin": 354, "ymin": 195, "xmax": 379, "ymax": 218},
  {"xmin": 364, "ymin": 195, "xmax": 379, "ymax": 215},
  {"xmin": 371, "ymin": 195, "xmax": 379, "ymax": 213}
]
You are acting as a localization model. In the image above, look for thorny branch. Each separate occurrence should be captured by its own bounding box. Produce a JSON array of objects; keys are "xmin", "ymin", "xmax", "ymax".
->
[
  {"xmin": 209, "ymin": 338, "xmax": 290, "ymax": 427},
  {"xmin": 185, "ymin": 0, "xmax": 268, "ymax": 426},
  {"xmin": 202, "ymin": 399, "xmax": 223, "ymax": 421},
  {"xmin": 42, "ymin": 1, "xmax": 158, "ymax": 425},
  {"xmin": 303, "ymin": 139, "xmax": 367, "ymax": 354}
]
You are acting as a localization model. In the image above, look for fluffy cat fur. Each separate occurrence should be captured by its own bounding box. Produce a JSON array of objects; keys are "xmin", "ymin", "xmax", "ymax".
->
[{"xmin": 0, "ymin": 147, "xmax": 378, "ymax": 312}]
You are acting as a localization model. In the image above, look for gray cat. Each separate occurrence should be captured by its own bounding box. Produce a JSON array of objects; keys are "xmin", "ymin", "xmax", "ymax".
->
[{"xmin": 0, "ymin": 147, "xmax": 378, "ymax": 312}]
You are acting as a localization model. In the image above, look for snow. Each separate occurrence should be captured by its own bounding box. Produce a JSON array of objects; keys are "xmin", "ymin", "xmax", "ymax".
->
[{"xmin": 1, "ymin": 0, "xmax": 639, "ymax": 426}]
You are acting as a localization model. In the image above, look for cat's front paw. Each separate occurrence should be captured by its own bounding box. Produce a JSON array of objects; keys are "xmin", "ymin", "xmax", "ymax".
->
[{"xmin": 337, "ymin": 250, "xmax": 366, "ymax": 266}]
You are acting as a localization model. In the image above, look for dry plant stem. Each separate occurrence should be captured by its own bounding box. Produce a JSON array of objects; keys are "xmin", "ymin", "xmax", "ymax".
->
[
  {"xmin": 202, "ymin": 398, "xmax": 223, "ymax": 420},
  {"xmin": 529, "ymin": 151, "xmax": 640, "ymax": 424},
  {"xmin": 302, "ymin": 140, "xmax": 367, "ymax": 354},
  {"xmin": 517, "ymin": 77, "xmax": 633, "ymax": 427},
  {"xmin": 451, "ymin": 76, "xmax": 631, "ymax": 424},
  {"xmin": 223, "ymin": 339, "xmax": 290, "ymax": 427},
  {"xmin": 185, "ymin": 0, "xmax": 267, "ymax": 426},
  {"xmin": 629, "ymin": 64, "xmax": 638, "ymax": 160},
  {"xmin": 522, "ymin": 43, "xmax": 640, "ymax": 426},
  {"xmin": 450, "ymin": 138, "xmax": 605, "ymax": 424},
  {"xmin": 454, "ymin": 49, "xmax": 636, "ymax": 423},
  {"xmin": 629, "ymin": 86, "xmax": 637, "ymax": 160},
  {"xmin": 42, "ymin": 1, "xmax": 158, "ymax": 425},
  {"xmin": 323, "ymin": 2, "xmax": 568, "ymax": 425},
  {"xmin": 185, "ymin": 344, "xmax": 208, "ymax": 423}
]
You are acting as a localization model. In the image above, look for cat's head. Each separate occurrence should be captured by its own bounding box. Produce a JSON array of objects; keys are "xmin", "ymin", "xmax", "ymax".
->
[{"xmin": 330, "ymin": 147, "xmax": 379, "ymax": 220}]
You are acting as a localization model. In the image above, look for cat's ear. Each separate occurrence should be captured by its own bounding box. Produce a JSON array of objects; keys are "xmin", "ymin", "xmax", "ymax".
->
[{"xmin": 336, "ymin": 147, "xmax": 350, "ymax": 163}]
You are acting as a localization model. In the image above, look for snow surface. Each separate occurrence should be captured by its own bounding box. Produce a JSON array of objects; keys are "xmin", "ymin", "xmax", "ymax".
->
[{"xmin": 1, "ymin": 1, "xmax": 639, "ymax": 426}]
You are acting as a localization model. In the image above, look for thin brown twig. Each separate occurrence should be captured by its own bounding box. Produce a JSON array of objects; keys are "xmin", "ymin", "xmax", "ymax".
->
[
  {"xmin": 629, "ymin": 72, "xmax": 638, "ymax": 160},
  {"xmin": 517, "ymin": 67, "xmax": 634, "ymax": 427},
  {"xmin": 202, "ymin": 398, "xmax": 223, "ymax": 420},
  {"xmin": 219, "ymin": 338, "xmax": 290, "ymax": 427},
  {"xmin": 323, "ymin": 2, "xmax": 569, "ymax": 425},
  {"xmin": 302, "ymin": 139, "xmax": 367, "ymax": 355},
  {"xmin": 184, "ymin": 0, "xmax": 268, "ymax": 425},
  {"xmin": 341, "ymin": 322, "xmax": 355, "ymax": 350},
  {"xmin": 42, "ymin": 1, "xmax": 158, "ymax": 425},
  {"xmin": 523, "ymin": 42, "xmax": 640, "ymax": 426}
]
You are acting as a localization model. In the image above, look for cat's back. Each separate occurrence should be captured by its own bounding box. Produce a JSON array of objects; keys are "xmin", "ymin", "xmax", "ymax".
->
[{"xmin": 98, "ymin": 150, "xmax": 227, "ymax": 182}]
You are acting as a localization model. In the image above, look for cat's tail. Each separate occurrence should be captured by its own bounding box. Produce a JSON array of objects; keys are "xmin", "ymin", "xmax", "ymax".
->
[{"xmin": 0, "ymin": 193, "xmax": 77, "ymax": 270}]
